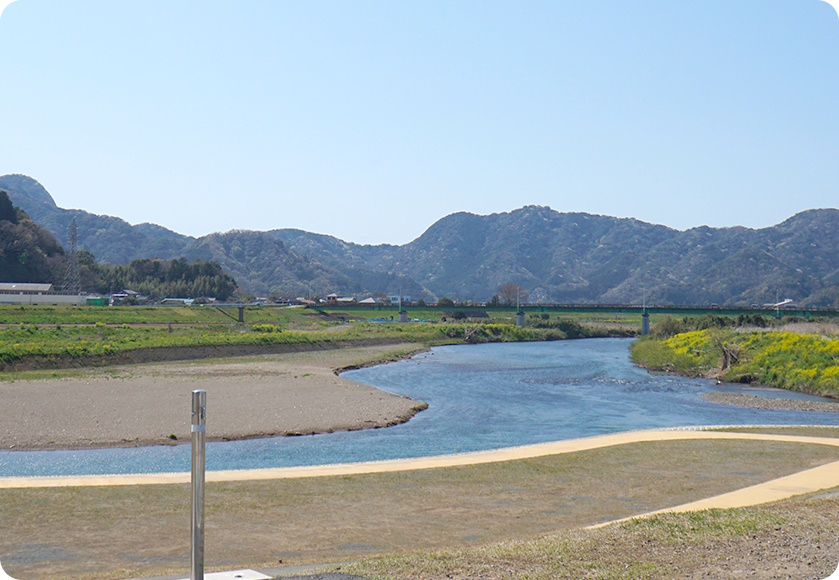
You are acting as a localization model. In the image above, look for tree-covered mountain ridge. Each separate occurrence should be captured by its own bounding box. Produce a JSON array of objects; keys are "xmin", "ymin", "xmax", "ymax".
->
[{"xmin": 2, "ymin": 173, "xmax": 838, "ymax": 307}]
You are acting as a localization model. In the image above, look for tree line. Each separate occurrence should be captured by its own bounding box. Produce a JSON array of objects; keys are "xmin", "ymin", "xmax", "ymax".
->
[{"xmin": 91, "ymin": 257, "xmax": 238, "ymax": 301}]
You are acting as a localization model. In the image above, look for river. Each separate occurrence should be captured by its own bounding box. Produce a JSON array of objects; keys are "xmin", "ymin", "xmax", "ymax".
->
[{"xmin": 1, "ymin": 338, "xmax": 837, "ymax": 477}]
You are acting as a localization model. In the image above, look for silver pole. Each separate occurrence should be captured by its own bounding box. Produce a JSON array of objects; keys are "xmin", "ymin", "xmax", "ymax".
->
[{"xmin": 191, "ymin": 389, "xmax": 206, "ymax": 580}]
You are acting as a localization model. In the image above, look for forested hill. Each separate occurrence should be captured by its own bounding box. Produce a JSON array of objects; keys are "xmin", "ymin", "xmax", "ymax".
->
[
  {"xmin": 271, "ymin": 207, "xmax": 839, "ymax": 307},
  {"xmin": 4, "ymin": 174, "xmax": 839, "ymax": 307},
  {"xmin": 0, "ymin": 189, "xmax": 66, "ymax": 283},
  {"xmin": 396, "ymin": 207, "xmax": 839, "ymax": 307}
]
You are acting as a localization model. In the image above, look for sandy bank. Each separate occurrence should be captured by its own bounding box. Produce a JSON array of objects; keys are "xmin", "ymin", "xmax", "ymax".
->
[
  {"xmin": 703, "ymin": 391, "xmax": 839, "ymax": 413},
  {"xmin": 0, "ymin": 344, "xmax": 426, "ymax": 451}
]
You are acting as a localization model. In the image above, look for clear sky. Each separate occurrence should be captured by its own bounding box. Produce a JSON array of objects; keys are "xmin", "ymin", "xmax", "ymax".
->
[{"xmin": 1, "ymin": 1, "xmax": 837, "ymax": 245}]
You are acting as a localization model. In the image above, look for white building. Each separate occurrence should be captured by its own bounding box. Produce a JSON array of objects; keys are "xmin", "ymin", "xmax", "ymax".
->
[
  {"xmin": 387, "ymin": 294, "xmax": 411, "ymax": 306},
  {"xmin": 0, "ymin": 283, "xmax": 92, "ymax": 306}
]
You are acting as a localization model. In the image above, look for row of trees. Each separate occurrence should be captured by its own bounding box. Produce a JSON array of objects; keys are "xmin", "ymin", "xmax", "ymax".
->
[
  {"xmin": 93, "ymin": 258, "xmax": 238, "ymax": 301},
  {"xmin": 68, "ymin": 252, "xmax": 239, "ymax": 301}
]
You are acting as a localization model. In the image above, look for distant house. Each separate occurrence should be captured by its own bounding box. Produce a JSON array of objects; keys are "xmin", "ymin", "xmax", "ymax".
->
[
  {"xmin": 109, "ymin": 289, "xmax": 143, "ymax": 305},
  {"xmin": 358, "ymin": 297, "xmax": 379, "ymax": 305},
  {"xmin": 387, "ymin": 294, "xmax": 411, "ymax": 306},
  {"xmin": 324, "ymin": 293, "xmax": 357, "ymax": 305}
]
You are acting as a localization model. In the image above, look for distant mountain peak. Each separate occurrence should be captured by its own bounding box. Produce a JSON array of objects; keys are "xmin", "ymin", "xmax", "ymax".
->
[{"xmin": 0, "ymin": 174, "xmax": 57, "ymax": 208}]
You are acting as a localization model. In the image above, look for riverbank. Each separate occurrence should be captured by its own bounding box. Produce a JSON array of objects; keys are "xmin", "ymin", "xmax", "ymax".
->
[
  {"xmin": 0, "ymin": 344, "xmax": 427, "ymax": 451},
  {"xmin": 631, "ymin": 328, "xmax": 839, "ymax": 400}
]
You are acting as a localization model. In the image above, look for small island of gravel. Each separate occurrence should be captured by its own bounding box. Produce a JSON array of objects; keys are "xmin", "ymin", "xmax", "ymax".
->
[{"xmin": 703, "ymin": 390, "xmax": 839, "ymax": 413}]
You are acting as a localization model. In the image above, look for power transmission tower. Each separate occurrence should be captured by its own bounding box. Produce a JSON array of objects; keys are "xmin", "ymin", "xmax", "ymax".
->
[{"xmin": 62, "ymin": 217, "xmax": 81, "ymax": 294}]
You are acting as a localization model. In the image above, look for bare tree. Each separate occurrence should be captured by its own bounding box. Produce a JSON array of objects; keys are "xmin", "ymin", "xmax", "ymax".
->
[{"xmin": 497, "ymin": 283, "xmax": 528, "ymax": 307}]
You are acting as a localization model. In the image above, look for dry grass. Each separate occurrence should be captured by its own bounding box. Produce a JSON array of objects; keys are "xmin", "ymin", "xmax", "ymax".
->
[
  {"xmin": 345, "ymin": 491, "xmax": 839, "ymax": 579},
  {"xmin": 2, "ymin": 439, "xmax": 838, "ymax": 579},
  {"xmin": 776, "ymin": 321, "xmax": 839, "ymax": 336}
]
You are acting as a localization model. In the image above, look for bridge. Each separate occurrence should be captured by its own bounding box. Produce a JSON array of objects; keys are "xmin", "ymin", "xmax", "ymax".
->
[
  {"xmin": 316, "ymin": 302, "xmax": 839, "ymax": 319},
  {"xmin": 513, "ymin": 304, "xmax": 839, "ymax": 319}
]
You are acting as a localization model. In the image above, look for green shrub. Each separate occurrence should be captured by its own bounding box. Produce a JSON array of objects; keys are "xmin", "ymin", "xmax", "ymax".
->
[
  {"xmin": 652, "ymin": 316, "xmax": 686, "ymax": 338},
  {"xmin": 252, "ymin": 323, "xmax": 282, "ymax": 333},
  {"xmin": 630, "ymin": 337, "xmax": 703, "ymax": 375}
]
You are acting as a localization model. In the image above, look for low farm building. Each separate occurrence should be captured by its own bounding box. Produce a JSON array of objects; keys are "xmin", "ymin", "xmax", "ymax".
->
[{"xmin": 0, "ymin": 283, "xmax": 95, "ymax": 306}]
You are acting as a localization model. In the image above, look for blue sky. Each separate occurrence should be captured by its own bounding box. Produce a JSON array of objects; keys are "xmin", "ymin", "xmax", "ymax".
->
[{"xmin": 0, "ymin": 1, "xmax": 837, "ymax": 245}]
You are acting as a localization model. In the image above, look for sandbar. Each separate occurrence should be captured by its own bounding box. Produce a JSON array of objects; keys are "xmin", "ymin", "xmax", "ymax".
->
[{"xmin": 0, "ymin": 344, "xmax": 426, "ymax": 451}]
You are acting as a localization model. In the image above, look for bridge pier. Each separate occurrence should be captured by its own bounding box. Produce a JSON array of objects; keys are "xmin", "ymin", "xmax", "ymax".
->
[{"xmin": 641, "ymin": 312, "xmax": 650, "ymax": 335}]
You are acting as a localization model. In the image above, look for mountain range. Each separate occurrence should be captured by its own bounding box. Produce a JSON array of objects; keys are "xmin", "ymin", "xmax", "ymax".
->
[{"xmin": 2, "ymin": 173, "xmax": 838, "ymax": 307}]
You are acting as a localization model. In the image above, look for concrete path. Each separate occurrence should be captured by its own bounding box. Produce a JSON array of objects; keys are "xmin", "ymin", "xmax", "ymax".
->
[
  {"xmin": 588, "ymin": 456, "xmax": 839, "ymax": 528},
  {"xmin": 2, "ymin": 427, "xmax": 839, "ymax": 490}
]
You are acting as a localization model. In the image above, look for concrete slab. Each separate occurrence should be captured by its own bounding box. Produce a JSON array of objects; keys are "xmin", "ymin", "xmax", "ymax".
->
[
  {"xmin": 177, "ymin": 571, "xmax": 270, "ymax": 580},
  {"xmin": 0, "ymin": 560, "xmax": 19, "ymax": 580}
]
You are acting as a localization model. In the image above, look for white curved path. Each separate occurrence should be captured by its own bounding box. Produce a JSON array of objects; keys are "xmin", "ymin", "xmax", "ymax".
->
[{"xmin": 2, "ymin": 428, "xmax": 839, "ymax": 499}]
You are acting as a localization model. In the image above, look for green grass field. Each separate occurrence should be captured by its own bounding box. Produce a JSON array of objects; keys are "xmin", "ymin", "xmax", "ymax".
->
[{"xmin": 0, "ymin": 305, "xmax": 642, "ymax": 372}]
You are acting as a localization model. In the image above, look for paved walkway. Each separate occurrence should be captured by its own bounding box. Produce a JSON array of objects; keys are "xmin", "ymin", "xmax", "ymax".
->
[
  {"xmin": 588, "ymin": 455, "xmax": 839, "ymax": 528},
  {"xmin": 2, "ymin": 427, "xmax": 839, "ymax": 492}
]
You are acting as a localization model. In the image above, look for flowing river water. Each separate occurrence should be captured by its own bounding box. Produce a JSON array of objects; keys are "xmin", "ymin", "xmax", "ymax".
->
[{"xmin": 2, "ymin": 338, "xmax": 838, "ymax": 477}]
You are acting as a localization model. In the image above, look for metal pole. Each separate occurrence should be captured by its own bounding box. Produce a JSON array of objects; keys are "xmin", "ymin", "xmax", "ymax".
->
[{"xmin": 191, "ymin": 389, "xmax": 206, "ymax": 580}]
